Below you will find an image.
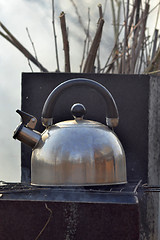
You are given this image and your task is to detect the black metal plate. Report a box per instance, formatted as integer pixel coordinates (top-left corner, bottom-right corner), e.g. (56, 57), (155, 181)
(0, 199), (139, 240)
(21, 73), (150, 183)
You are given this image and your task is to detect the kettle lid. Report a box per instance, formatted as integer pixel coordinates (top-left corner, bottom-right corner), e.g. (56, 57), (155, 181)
(56, 103), (106, 129)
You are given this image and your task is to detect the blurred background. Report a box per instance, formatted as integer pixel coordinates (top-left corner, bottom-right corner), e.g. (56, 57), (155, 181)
(0, 0), (159, 182)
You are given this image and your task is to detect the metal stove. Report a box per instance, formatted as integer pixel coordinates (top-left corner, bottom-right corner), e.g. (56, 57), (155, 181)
(0, 73), (157, 239)
(0, 181), (140, 240)
(0, 180), (141, 203)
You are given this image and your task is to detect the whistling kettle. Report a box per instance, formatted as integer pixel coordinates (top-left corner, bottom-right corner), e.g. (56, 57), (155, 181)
(13, 78), (127, 186)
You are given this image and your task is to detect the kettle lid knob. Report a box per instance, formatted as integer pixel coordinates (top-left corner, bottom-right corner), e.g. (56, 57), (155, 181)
(71, 103), (86, 119)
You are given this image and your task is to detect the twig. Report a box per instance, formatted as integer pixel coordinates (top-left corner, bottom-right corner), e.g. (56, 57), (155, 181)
(128, 0), (141, 73)
(26, 27), (41, 71)
(111, 0), (117, 42)
(0, 30), (14, 45)
(106, 50), (121, 73)
(103, 0), (108, 17)
(129, 26), (139, 73)
(126, 0), (138, 39)
(147, 69), (160, 74)
(80, 39), (87, 73)
(133, 3), (149, 71)
(144, 33), (151, 68)
(137, 43), (144, 73)
(107, 30), (124, 73)
(101, 24), (124, 73)
(83, 18), (104, 73)
(134, 0), (141, 35)
(70, 0), (89, 39)
(128, 2), (159, 41)
(59, 12), (71, 72)
(86, 8), (91, 56)
(97, 49), (101, 73)
(34, 203), (53, 240)
(98, 4), (103, 19)
(0, 22), (48, 72)
(80, 7), (91, 72)
(146, 28), (153, 60)
(27, 59), (34, 72)
(110, 0), (121, 72)
(26, 27), (38, 61)
(154, 0), (160, 30)
(52, 0), (60, 72)
(151, 29), (159, 59)
(149, 2), (160, 15)
(129, 3), (150, 73)
(122, 0), (129, 73)
(122, 0), (125, 19)
(97, 4), (103, 73)
(144, 46), (160, 73)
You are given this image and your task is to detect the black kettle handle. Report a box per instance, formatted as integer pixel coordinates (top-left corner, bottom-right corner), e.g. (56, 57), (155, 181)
(41, 78), (119, 128)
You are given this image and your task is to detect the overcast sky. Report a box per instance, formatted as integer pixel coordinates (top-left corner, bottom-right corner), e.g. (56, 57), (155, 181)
(0, 0), (159, 182)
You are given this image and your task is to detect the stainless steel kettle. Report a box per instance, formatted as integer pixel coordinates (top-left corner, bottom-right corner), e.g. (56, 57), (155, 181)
(13, 78), (127, 186)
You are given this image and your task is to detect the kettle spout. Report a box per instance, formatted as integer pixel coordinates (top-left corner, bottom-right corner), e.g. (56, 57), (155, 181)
(13, 125), (41, 148)
(13, 110), (41, 149)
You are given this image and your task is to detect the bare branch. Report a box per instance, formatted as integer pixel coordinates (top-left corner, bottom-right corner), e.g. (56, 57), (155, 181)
(52, 0), (60, 72)
(26, 27), (41, 71)
(80, 7), (91, 72)
(106, 51), (120, 73)
(26, 27), (38, 61)
(110, 0), (117, 42)
(103, 0), (108, 17)
(133, 3), (150, 72)
(86, 7), (91, 56)
(0, 22), (48, 72)
(144, 46), (160, 73)
(126, 0), (138, 39)
(122, 0), (129, 73)
(27, 59), (34, 72)
(59, 12), (71, 72)
(151, 29), (159, 60)
(154, 0), (160, 29)
(97, 4), (103, 72)
(83, 18), (104, 73)
(98, 4), (103, 19)
(70, 0), (90, 39)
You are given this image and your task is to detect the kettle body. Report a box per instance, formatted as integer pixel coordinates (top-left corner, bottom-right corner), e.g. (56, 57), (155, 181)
(31, 118), (126, 186)
(13, 78), (127, 186)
